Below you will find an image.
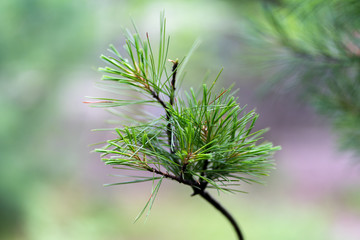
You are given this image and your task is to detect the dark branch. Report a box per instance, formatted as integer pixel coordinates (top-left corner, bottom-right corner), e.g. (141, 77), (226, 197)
(198, 191), (244, 240)
(148, 87), (174, 154)
(199, 160), (209, 191)
(180, 162), (188, 181)
(147, 166), (199, 189)
(169, 59), (178, 106)
(166, 59), (179, 154)
(150, 89), (167, 109)
(149, 60), (179, 154)
(145, 162), (244, 239)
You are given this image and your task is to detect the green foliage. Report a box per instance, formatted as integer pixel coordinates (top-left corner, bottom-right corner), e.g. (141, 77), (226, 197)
(243, 0), (360, 155)
(91, 13), (279, 220)
(0, 0), (95, 237)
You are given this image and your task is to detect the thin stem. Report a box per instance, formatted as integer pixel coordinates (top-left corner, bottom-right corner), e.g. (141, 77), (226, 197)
(166, 59), (179, 154)
(150, 89), (167, 109)
(169, 59), (178, 106)
(198, 191), (244, 240)
(149, 60), (179, 154)
(146, 166), (192, 186)
(146, 164), (244, 239)
(148, 85), (174, 154)
(199, 160), (209, 191)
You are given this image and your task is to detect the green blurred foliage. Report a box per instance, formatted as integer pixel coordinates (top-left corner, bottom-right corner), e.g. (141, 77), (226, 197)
(0, 0), (94, 237)
(238, 0), (360, 155)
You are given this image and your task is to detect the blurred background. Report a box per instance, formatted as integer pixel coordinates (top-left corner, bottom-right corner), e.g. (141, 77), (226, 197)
(1, 0), (360, 239)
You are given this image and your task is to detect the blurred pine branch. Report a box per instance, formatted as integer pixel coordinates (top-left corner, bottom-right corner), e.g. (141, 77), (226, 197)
(243, 0), (360, 155)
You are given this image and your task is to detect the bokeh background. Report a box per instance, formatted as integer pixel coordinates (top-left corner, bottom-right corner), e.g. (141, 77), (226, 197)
(1, 0), (360, 239)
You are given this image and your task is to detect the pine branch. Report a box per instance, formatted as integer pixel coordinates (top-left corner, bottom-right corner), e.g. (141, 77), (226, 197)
(90, 12), (280, 238)
(245, 1), (360, 155)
